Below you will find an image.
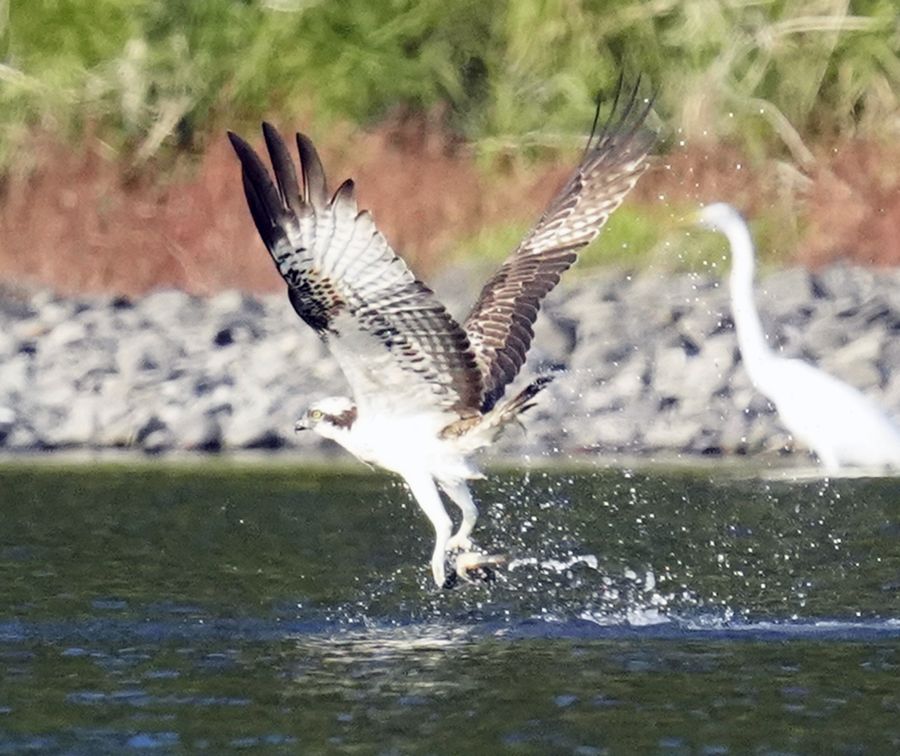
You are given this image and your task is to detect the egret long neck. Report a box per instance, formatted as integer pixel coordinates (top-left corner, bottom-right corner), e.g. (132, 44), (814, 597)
(725, 220), (774, 385)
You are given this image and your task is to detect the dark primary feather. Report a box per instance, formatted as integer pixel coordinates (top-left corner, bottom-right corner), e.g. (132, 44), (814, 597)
(295, 133), (329, 209)
(228, 125), (483, 416)
(262, 123), (302, 216)
(464, 79), (656, 411)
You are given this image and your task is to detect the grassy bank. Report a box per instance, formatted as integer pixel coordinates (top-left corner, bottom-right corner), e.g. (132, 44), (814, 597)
(5, 0), (899, 166)
(1, 1), (899, 293)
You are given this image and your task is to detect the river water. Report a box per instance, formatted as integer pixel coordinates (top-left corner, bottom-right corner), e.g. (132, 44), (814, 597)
(0, 460), (897, 753)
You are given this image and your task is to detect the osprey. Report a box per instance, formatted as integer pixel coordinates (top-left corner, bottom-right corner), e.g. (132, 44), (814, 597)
(228, 82), (654, 588)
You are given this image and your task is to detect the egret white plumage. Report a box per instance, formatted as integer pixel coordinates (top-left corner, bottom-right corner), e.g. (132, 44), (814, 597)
(697, 202), (900, 473)
(229, 82), (655, 587)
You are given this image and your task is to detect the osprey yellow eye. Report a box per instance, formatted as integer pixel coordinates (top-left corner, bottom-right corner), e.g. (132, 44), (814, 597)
(310, 410), (324, 421)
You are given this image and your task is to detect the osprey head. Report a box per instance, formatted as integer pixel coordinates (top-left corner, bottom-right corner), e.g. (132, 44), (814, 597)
(295, 396), (358, 438)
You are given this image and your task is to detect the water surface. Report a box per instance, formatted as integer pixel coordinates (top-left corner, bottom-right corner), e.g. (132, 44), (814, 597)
(0, 461), (898, 752)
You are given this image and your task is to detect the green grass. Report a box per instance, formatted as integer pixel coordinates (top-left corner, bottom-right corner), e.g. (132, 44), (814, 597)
(447, 204), (681, 275)
(450, 199), (805, 277)
(4, 0), (899, 169)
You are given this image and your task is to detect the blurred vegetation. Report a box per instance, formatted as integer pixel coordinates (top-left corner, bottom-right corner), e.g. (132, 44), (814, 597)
(2, 0), (898, 282)
(452, 203), (789, 279)
(3, 0), (899, 169)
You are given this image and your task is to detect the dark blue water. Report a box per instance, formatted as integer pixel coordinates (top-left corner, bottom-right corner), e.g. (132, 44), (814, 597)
(0, 461), (898, 753)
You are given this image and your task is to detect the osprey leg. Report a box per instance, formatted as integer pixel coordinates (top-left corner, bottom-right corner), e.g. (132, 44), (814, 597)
(403, 471), (453, 587)
(439, 478), (478, 551)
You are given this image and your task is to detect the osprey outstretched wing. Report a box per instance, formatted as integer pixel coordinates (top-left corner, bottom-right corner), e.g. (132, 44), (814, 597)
(230, 85), (654, 419)
(464, 79), (655, 411)
(229, 82), (655, 588)
(228, 125), (483, 419)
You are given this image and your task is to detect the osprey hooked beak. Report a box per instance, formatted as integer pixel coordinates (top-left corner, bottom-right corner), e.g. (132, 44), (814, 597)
(295, 407), (327, 432)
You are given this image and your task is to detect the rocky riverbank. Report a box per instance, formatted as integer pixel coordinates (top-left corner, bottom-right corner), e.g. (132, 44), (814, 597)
(1, 264), (898, 465)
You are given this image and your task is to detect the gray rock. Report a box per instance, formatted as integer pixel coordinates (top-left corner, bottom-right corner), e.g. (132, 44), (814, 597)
(135, 415), (175, 453)
(0, 405), (15, 444)
(42, 395), (101, 447)
(222, 397), (284, 449)
(43, 320), (87, 350)
(0, 353), (31, 396)
(881, 377), (900, 421)
(642, 411), (700, 450)
(171, 408), (223, 451)
(580, 409), (639, 451)
(4, 422), (39, 450)
(820, 329), (886, 391)
(116, 333), (183, 384)
(529, 312), (575, 368)
(757, 268), (814, 319)
(93, 410), (140, 448)
(651, 338), (731, 411)
(580, 355), (648, 413)
(801, 313), (853, 354)
(3, 261), (899, 460)
(0, 331), (16, 359)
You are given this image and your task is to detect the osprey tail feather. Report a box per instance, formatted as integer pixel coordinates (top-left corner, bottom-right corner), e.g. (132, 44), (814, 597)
(494, 374), (555, 426)
(441, 374), (554, 448)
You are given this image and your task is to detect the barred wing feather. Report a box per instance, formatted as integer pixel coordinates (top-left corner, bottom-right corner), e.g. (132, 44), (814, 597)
(228, 125), (483, 418)
(464, 81), (655, 411)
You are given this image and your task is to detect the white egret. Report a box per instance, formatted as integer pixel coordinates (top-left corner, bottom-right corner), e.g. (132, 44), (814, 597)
(698, 202), (900, 473)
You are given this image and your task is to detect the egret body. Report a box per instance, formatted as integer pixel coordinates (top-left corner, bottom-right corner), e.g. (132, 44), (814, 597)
(698, 202), (900, 472)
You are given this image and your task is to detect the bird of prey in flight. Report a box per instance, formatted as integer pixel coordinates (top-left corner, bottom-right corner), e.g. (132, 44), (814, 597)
(228, 80), (654, 588)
